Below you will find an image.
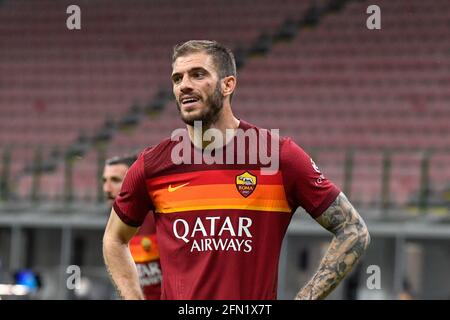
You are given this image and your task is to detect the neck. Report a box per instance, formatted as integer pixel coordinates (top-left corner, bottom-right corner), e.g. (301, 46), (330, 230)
(187, 102), (240, 149)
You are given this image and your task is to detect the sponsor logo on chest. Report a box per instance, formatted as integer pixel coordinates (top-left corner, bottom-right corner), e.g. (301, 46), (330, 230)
(173, 216), (253, 253)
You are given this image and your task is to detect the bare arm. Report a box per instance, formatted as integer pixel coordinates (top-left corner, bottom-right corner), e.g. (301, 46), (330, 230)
(295, 192), (370, 300)
(103, 208), (144, 300)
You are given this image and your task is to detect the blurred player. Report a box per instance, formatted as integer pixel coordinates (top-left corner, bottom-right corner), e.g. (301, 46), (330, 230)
(102, 155), (162, 300)
(103, 40), (370, 300)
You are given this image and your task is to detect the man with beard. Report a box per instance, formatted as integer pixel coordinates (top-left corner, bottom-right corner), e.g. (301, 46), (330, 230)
(103, 40), (370, 300)
(102, 155), (162, 299)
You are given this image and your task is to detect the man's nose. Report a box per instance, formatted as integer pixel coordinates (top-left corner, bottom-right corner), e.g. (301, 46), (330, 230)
(179, 76), (194, 93)
(103, 181), (112, 194)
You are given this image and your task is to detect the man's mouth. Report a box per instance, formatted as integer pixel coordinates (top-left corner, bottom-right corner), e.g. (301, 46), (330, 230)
(180, 96), (200, 108)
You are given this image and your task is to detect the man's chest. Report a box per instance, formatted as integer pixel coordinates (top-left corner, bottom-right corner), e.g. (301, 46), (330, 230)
(145, 169), (290, 214)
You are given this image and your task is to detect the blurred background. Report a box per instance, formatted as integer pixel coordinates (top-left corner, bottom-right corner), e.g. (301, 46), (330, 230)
(0, 0), (449, 300)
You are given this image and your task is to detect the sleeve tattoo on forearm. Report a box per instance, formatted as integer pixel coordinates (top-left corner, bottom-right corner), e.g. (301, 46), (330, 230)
(295, 192), (371, 300)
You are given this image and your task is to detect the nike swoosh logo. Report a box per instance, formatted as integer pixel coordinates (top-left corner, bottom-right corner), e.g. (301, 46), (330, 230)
(168, 182), (190, 192)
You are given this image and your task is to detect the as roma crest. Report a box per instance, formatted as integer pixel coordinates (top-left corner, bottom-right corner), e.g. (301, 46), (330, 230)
(236, 171), (257, 198)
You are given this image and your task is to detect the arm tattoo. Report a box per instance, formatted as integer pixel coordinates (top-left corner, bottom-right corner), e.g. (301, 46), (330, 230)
(295, 192), (370, 300)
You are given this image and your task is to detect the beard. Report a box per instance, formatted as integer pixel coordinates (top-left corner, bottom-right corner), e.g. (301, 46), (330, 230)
(105, 193), (115, 206)
(176, 82), (224, 127)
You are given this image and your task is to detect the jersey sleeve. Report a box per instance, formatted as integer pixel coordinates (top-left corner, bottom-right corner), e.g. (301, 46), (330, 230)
(281, 137), (340, 218)
(113, 152), (154, 227)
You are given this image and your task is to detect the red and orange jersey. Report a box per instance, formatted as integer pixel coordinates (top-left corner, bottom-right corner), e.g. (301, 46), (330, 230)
(129, 234), (159, 263)
(114, 119), (340, 299)
(129, 214), (162, 300)
(147, 169), (291, 214)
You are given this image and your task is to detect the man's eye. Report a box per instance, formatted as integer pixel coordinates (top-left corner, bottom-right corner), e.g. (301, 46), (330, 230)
(193, 72), (204, 78)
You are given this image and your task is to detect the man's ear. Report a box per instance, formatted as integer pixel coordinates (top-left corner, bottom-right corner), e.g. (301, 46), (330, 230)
(221, 75), (236, 98)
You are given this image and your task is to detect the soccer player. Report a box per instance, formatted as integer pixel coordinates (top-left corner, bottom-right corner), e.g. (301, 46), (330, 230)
(102, 155), (162, 300)
(102, 40), (370, 300)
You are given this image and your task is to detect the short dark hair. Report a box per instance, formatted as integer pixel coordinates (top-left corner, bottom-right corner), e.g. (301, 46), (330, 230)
(172, 40), (237, 79)
(105, 154), (137, 168)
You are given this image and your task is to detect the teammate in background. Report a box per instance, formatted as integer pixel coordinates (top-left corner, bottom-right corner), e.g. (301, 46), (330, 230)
(103, 40), (370, 300)
(102, 155), (162, 300)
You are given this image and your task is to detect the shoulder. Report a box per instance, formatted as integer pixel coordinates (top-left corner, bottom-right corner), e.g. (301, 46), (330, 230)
(138, 137), (180, 177)
(239, 119), (288, 143)
(278, 136), (312, 170)
(239, 119), (305, 154)
(140, 137), (176, 160)
(280, 136), (301, 150)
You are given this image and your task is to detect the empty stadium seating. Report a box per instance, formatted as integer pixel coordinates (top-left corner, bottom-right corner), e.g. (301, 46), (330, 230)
(1, 0), (449, 212)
